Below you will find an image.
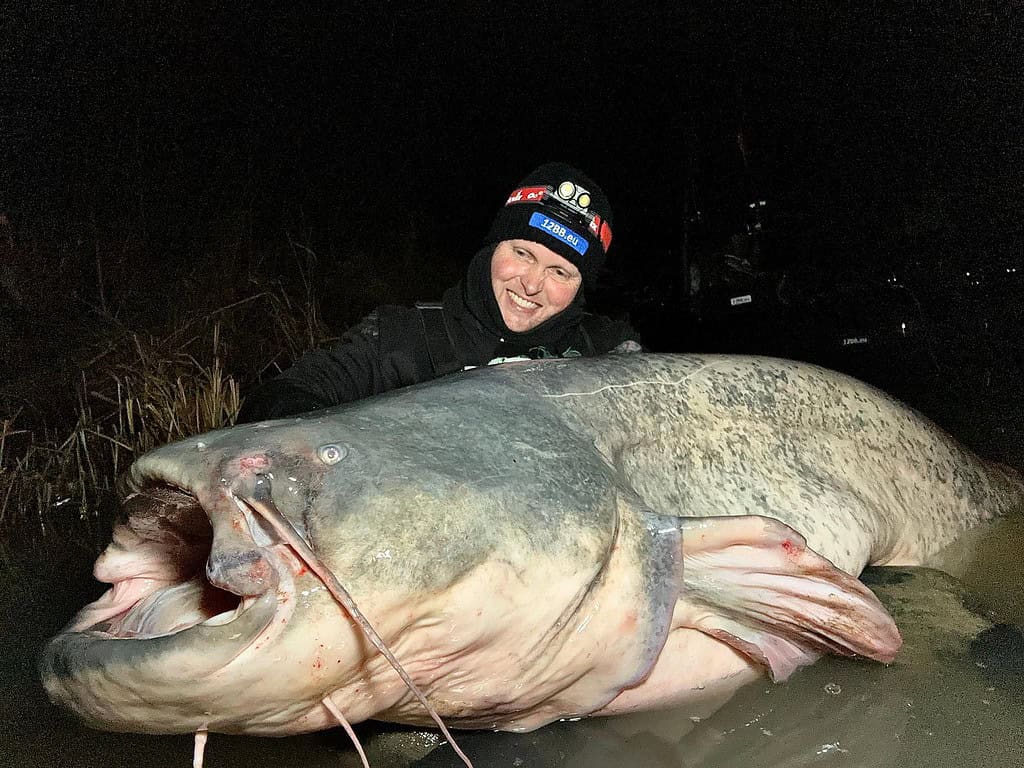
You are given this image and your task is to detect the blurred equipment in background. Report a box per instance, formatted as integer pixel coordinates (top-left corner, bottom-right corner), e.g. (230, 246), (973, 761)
(625, 115), (1022, 397)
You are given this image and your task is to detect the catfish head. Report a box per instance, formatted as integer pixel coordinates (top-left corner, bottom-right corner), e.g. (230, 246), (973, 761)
(39, 411), (480, 754)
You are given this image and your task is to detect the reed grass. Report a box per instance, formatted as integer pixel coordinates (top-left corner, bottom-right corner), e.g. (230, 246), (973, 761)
(0, 289), (331, 559)
(0, 209), (445, 562)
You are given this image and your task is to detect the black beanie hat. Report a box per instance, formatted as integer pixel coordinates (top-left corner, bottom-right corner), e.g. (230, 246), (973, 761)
(484, 162), (614, 281)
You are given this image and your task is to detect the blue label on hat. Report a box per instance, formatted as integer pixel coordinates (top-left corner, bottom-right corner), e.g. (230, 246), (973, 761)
(528, 212), (589, 256)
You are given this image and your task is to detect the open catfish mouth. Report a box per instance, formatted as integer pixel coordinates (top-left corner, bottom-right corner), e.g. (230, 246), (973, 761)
(37, 467), (308, 734)
(68, 477), (285, 640)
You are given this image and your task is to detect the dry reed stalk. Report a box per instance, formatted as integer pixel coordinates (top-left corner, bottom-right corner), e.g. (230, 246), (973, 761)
(1, 319), (249, 550)
(2, 280), (331, 552)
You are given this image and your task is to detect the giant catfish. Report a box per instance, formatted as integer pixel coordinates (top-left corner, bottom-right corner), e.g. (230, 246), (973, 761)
(40, 354), (1024, 764)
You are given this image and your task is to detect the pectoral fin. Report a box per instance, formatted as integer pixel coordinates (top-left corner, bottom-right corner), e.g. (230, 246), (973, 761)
(676, 515), (902, 681)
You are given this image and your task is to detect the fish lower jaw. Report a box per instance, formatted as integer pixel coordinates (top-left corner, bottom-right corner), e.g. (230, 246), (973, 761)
(95, 580), (237, 639)
(40, 575), (301, 732)
(75, 560), (290, 641)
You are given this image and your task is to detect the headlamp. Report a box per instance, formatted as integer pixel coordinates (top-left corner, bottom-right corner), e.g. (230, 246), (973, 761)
(556, 181), (591, 211)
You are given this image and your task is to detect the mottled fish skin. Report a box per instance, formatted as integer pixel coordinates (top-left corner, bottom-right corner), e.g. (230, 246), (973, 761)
(509, 354), (1022, 574)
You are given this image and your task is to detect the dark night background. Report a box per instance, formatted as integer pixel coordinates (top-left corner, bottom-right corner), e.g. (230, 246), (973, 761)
(2, 7), (1024, 767)
(2, 2), (1023, 425)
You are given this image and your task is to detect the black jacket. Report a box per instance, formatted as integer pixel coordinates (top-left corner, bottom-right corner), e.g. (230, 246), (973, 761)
(237, 246), (641, 422)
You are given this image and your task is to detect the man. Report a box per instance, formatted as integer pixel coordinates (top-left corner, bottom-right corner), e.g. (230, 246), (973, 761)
(237, 162), (642, 423)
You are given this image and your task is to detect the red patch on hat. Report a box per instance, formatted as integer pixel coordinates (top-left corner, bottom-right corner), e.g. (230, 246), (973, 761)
(599, 220), (613, 252)
(505, 186), (547, 205)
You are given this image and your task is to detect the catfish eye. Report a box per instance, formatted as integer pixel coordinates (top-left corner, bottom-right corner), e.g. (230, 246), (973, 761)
(317, 444), (348, 465)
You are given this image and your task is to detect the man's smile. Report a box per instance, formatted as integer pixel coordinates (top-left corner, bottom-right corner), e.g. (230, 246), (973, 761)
(506, 289), (541, 310)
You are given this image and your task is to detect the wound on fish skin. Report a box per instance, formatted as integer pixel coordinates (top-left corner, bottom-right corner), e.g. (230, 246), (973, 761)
(239, 455), (271, 471)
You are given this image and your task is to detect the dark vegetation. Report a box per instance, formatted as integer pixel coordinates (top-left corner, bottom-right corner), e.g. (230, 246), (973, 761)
(0, 206), (466, 565)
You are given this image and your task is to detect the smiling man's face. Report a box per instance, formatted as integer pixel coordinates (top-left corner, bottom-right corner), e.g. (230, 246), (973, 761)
(490, 239), (582, 333)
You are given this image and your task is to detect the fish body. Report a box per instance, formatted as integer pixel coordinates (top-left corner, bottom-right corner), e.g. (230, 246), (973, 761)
(40, 355), (1023, 738)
